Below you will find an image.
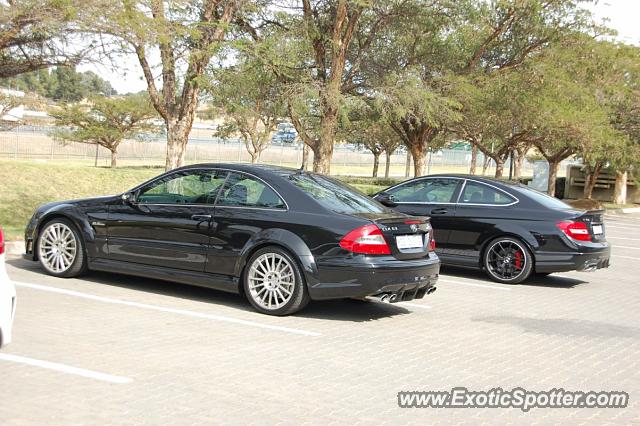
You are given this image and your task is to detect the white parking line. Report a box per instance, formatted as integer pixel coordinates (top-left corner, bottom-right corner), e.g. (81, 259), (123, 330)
(439, 278), (512, 291)
(400, 302), (432, 309)
(612, 245), (640, 250)
(606, 236), (640, 241)
(15, 282), (320, 337)
(0, 353), (132, 384)
(604, 224), (640, 229)
(612, 255), (640, 260)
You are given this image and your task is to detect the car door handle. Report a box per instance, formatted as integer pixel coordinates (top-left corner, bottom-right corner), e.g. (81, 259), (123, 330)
(191, 214), (212, 221)
(430, 208), (448, 215)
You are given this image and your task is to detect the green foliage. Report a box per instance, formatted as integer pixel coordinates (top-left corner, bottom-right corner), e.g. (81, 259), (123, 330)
(204, 54), (286, 162)
(0, 0), (98, 78)
(49, 93), (158, 166)
(1, 67), (116, 101)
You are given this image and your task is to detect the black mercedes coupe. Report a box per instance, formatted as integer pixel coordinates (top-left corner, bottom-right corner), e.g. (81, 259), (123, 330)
(374, 175), (610, 284)
(23, 164), (439, 315)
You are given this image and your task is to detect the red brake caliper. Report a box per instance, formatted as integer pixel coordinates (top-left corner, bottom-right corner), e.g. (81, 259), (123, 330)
(515, 251), (522, 269)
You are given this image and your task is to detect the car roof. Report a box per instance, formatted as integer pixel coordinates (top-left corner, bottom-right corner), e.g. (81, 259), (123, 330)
(412, 174), (523, 187)
(175, 163), (300, 179)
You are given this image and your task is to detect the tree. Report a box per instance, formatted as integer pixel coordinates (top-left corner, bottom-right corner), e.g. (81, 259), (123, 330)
(598, 43), (640, 203)
(206, 57), (284, 163)
(525, 37), (627, 196)
(0, 0), (95, 78)
(455, 74), (531, 179)
(1, 67), (116, 100)
(264, 1), (411, 174)
(50, 94), (158, 167)
(375, 70), (462, 177)
(93, 0), (250, 170)
(0, 92), (20, 130)
(364, 0), (596, 177)
(341, 97), (402, 177)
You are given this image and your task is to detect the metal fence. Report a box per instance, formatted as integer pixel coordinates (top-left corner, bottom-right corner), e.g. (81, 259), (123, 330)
(0, 125), (569, 177)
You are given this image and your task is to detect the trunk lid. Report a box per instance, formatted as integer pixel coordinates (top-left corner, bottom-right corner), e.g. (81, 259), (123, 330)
(577, 209), (606, 242)
(351, 212), (433, 260)
(562, 209), (606, 242)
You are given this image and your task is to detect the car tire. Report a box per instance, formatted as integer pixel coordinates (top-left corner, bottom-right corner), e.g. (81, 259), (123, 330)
(243, 246), (309, 316)
(37, 218), (87, 278)
(483, 237), (533, 284)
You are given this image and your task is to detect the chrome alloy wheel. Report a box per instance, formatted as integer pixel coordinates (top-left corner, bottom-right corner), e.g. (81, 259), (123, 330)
(247, 252), (295, 310)
(39, 222), (78, 274)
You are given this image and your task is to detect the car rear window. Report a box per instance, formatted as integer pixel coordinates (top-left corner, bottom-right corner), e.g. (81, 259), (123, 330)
(514, 185), (573, 209)
(289, 173), (386, 214)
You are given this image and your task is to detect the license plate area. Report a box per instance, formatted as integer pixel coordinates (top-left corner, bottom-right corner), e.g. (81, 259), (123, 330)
(592, 224), (603, 235)
(396, 234), (424, 250)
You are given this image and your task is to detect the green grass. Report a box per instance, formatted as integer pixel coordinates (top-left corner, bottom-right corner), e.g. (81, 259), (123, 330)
(0, 160), (390, 240)
(5, 160), (627, 241)
(0, 160), (162, 240)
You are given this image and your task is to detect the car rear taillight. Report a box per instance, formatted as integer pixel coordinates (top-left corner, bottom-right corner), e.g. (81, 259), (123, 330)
(557, 221), (591, 242)
(429, 230), (436, 251)
(340, 224), (391, 255)
(0, 227), (4, 255)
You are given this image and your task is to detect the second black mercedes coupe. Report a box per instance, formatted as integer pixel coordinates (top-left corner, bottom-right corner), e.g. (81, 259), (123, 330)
(24, 164), (439, 315)
(374, 175), (610, 284)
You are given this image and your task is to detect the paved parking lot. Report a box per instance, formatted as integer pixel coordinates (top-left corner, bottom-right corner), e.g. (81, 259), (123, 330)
(2, 214), (640, 424)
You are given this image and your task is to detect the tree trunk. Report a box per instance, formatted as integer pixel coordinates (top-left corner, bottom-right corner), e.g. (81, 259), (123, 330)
(165, 119), (191, 170)
(301, 143), (310, 170)
(583, 163), (602, 199)
(614, 171), (628, 205)
(469, 144), (478, 175)
(110, 150), (118, 168)
(482, 156), (491, 175)
(405, 150), (411, 177)
(409, 143), (428, 177)
(372, 152), (380, 177)
(547, 160), (561, 197)
(513, 149), (524, 180)
(494, 159), (505, 179)
(312, 142), (333, 175)
(384, 151), (391, 178)
(250, 152), (258, 163)
(314, 89), (339, 175)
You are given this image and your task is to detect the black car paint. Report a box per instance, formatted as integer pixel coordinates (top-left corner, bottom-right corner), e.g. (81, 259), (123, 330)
(375, 175), (611, 274)
(24, 164), (440, 301)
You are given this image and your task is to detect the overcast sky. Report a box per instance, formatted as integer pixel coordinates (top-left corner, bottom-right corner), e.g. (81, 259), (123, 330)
(78, 0), (640, 95)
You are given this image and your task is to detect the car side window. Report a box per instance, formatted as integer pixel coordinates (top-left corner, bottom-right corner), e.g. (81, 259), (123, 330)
(216, 172), (286, 209)
(387, 178), (460, 203)
(137, 169), (228, 205)
(460, 181), (515, 205)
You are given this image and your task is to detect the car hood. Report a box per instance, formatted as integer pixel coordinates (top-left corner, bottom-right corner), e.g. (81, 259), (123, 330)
(36, 195), (121, 213)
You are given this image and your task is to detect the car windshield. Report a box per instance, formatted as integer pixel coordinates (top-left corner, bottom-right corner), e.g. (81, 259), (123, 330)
(514, 184), (573, 209)
(289, 173), (386, 214)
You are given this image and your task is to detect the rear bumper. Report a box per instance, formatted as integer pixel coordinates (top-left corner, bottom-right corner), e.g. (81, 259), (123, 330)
(308, 253), (440, 301)
(535, 246), (611, 273)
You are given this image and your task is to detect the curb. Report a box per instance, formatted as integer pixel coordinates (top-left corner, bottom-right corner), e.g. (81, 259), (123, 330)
(5, 241), (25, 256)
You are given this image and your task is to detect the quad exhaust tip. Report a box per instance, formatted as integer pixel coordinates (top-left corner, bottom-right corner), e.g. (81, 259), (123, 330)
(427, 286), (437, 295)
(377, 293), (397, 303)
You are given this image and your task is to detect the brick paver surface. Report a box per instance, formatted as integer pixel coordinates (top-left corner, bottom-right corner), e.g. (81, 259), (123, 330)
(1, 214), (639, 424)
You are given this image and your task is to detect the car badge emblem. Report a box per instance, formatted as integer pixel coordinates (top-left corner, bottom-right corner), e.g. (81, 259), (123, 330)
(410, 224), (418, 232)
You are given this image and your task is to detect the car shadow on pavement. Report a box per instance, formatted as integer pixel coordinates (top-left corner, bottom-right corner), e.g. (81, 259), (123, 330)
(299, 299), (412, 322)
(473, 315), (640, 339)
(7, 257), (410, 321)
(440, 265), (588, 289)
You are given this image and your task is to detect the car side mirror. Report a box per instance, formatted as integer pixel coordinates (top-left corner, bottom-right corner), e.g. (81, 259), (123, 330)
(375, 192), (398, 207)
(121, 192), (136, 204)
